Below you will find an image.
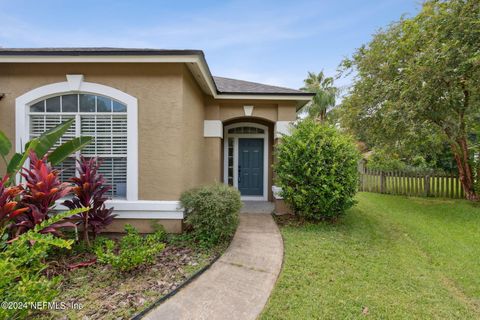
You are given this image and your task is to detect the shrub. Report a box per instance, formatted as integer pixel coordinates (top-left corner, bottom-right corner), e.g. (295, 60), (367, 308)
(14, 152), (73, 236)
(180, 183), (241, 248)
(0, 209), (85, 320)
(274, 119), (360, 220)
(63, 157), (116, 246)
(95, 224), (165, 272)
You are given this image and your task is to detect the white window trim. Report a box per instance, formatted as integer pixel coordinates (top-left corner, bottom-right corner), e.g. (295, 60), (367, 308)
(223, 122), (269, 201)
(54, 200), (184, 219)
(15, 78), (139, 201)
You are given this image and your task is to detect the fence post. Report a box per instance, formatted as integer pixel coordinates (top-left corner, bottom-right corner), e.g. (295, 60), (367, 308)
(424, 174), (430, 197)
(359, 169), (364, 191)
(380, 172), (386, 193)
(450, 172), (454, 198)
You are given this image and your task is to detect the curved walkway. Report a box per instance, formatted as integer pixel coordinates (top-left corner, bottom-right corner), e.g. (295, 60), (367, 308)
(144, 211), (283, 320)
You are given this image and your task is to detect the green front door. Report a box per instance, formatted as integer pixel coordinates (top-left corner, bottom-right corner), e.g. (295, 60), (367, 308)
(238, 138), (264, 196)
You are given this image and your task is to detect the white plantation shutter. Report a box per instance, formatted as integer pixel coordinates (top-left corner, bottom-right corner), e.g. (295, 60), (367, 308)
(28, 94), (128, 198)
(30, 114), (76, 144)
(56, 157), (77, 182)
(80, 114), (128, 197)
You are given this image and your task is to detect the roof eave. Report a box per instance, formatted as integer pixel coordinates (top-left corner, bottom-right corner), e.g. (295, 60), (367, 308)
(216, 91), (314, 97)
(0, 51), (314, 106)
(0, 49), (205, 56)
(214, 93), (313, 110)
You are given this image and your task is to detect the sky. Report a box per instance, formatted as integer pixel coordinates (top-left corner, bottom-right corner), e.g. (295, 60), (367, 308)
(0, 0), (421, 90)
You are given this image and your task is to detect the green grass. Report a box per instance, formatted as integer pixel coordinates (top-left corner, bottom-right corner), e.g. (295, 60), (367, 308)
(261, 193), (480, 319)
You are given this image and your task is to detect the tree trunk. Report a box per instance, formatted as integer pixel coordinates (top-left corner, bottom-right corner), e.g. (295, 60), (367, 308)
(315, 112), (326, 123)
(450, 139), (478, 201)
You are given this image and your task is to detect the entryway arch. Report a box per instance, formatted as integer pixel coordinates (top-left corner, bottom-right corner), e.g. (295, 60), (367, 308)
(223, 122), (269, 201)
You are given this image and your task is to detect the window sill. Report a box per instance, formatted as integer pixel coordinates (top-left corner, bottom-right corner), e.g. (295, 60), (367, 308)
(54, 199), (184, 219)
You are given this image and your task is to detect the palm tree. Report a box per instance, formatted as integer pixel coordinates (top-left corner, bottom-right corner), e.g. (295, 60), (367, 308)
(301, 71), (338, 122)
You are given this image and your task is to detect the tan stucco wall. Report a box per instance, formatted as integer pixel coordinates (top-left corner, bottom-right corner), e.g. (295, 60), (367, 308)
(203, 138), (222, 182)
(181, 66), (207, 189)
(203, 98), (296, 123)
(220, 103), (277, 122)
(181, 66), (224, 185)
(0, 63), (298, 203)
(278, 104), (297, 121)
(0, 63), (188, 200)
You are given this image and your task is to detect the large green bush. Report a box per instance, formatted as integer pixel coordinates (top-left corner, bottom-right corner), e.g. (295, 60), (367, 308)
(275, 119), (360, 220)
(180, 184), (241, 248)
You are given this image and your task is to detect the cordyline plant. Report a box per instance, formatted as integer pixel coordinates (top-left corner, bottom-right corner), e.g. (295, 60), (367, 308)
(14, 152), (75, 236)
(63, 157), (116, 246)
(0, 175), (28, 247)
(0, 119), (92, 186)
(0, 175), (28, 230)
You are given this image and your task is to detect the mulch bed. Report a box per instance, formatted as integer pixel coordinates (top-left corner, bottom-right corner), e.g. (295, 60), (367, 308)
(32, 245), (217, 320)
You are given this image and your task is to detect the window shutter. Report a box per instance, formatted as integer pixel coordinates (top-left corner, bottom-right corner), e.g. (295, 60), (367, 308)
(81, 114), (128, 198)
(28, 94), (128, 199)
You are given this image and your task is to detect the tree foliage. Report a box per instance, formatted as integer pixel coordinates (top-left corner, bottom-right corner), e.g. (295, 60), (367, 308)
(301, 71), (338, 122)
(339, 0), (480, 200)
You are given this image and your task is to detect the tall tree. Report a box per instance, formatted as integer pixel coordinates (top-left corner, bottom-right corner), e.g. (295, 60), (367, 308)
(339, 0), (480, 200)
(301, 71), (338, 122)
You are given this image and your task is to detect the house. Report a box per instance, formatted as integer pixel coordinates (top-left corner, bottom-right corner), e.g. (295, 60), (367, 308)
(0, 48), (313, 232)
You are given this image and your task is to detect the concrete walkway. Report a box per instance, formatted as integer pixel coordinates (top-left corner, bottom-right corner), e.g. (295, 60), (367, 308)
(240, 201), (274, 214)
(144, 211), (283, 320)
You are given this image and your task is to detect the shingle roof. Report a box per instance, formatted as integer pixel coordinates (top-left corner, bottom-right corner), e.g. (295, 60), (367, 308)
(213, 76), (308, 95)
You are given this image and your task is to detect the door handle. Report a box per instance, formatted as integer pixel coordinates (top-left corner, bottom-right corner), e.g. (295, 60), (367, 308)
(238, 165), (241, 183)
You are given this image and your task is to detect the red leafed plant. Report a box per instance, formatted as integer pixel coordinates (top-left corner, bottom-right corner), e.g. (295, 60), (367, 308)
(0, 175), (28, 231)
(63, 157), (116, 246)
(14, 151), (74, 236)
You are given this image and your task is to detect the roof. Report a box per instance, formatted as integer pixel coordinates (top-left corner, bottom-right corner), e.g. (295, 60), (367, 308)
(0, 47), (204, 56)
(213, 76), (307, 95)
(0, 47), (313, 103)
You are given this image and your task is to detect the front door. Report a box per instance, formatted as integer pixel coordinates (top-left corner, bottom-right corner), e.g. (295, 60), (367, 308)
(238, 138), (264, 196)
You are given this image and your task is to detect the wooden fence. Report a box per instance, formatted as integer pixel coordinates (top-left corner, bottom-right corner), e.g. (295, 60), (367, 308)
(358, 168), (465, 198)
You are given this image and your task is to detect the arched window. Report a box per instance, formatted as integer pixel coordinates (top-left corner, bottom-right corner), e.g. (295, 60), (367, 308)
(227, 127), (264, 134)
(28, 93), (128, 198)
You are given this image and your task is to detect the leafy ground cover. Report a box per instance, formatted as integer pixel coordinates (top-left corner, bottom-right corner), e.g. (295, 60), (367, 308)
(32, 238), (226, 319)
(261, 192), (480, 319)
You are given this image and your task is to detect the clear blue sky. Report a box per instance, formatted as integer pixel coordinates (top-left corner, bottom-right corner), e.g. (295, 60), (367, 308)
(0, 0), (421, 90)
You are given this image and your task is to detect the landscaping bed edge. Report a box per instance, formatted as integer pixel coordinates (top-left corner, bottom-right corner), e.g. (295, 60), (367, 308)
(130, 253), (222, 319)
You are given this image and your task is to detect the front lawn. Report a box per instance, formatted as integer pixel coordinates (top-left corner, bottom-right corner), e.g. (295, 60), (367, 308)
(261, 193), (480, 319)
